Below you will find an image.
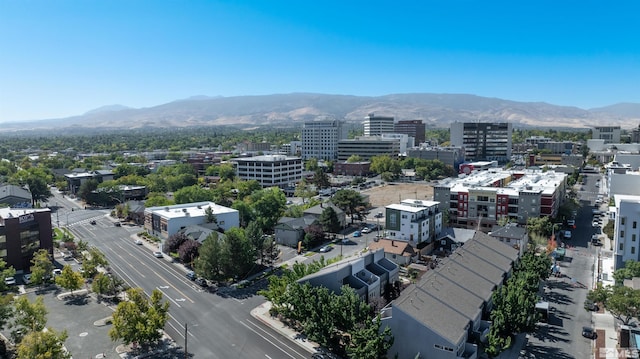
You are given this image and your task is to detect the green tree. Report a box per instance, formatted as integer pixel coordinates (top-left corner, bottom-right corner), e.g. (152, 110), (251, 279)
(606, 286), (640, 325)
(144, 193), (173, 207)
(194, 232), (227, 281)
(0, 294), (14, 332)
(313, 168), (331, 189)
(77, 179), (99, 202)
(346, 316), (394, 359)
(526, 216), (552, 237)
(346, 154), (363, 163)
(91, 273), (124, 300)
(249, 187), (286, 233)
(332, 189), (366, 224)
(55, 265), (85, 295)
(293, 179), (316, 204)
(246, 221), (265, 265)
(225, 227), (256, 279)
(29, 249), (54, 286)
(218, 163), (236, 181)
(613, 260), (640, 284)
(26, 173), (52, 207)
(587, 282), (611, 304)
(319, 206), (341, 234)
(173, 185), (213, 204)
(109, 288), (170, 347)
(11, 295), (48, 343)
(205, 206), (218, 224)
(16, 327), (70, 359)
(0, 259), (16, 292)
(81, 247), (108, 279)
(305, 158), (319, 172)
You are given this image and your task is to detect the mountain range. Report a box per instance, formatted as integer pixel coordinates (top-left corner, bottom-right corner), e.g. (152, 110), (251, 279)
(3, 93), (640, 132)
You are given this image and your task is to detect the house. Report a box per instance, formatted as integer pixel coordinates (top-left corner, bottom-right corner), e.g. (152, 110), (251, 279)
(177, 222), (224, 243)
(298, 249), (399, 304)
(0, 185), (32, 208)
(489, 223), (529, 256)
(381, 232), (519, 359)
(303, 203), (346, 229)
(274, 216), (317, 247)
(124, 200), (145, 225)
(368, 239), (415, 266)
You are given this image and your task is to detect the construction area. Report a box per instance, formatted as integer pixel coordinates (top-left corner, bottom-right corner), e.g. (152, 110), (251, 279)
(363, 182), (435, 208)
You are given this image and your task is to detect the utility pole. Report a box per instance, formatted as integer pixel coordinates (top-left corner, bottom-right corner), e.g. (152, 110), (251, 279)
(184, 322), (188, 359)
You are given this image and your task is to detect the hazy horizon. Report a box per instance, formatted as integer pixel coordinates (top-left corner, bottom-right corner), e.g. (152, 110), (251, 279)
(1, 0), (639, 122)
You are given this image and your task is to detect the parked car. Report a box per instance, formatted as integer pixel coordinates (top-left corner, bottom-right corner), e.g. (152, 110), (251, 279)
(361, 227), (371, 234)
(4, 277), (16, 286)
(186, 271), (196, 281)
(582, 326), (597, 339)
(63, 252), (74, 261)
(567, 219), (576, 227)
(134, 239), (143, 245)
(114, 222), (122, 227)
(195, 277), (208, 287)
(319, 245), (332, 253)
(52, 268), (62, 277)
(153, 251), (163, 258)
(22, 274), (31, 285)
(584, 300), (599, 312)
(353, 231), (362, 238)
(563, 230), (572, 239)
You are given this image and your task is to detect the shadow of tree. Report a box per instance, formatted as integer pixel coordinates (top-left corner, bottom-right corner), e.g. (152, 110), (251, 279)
(64, 294), (90, 306)
(524, 343), (575, 359)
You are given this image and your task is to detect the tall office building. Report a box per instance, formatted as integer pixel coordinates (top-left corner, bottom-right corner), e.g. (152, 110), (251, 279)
(450, 122), (512, 163)
(363, 113), (395, 137)
(593, 126), (621, 143)
(301, 118), (346, 161)
(394, 120), (425, 145)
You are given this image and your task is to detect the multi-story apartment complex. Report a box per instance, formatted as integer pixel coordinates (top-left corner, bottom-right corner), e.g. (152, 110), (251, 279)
(593, 126), (621, 143)
(234, 155), (303, 189)
(433, 169), (567, 231)
(385, 199), (443, 244)
(450, 122), (512, 163)
(613, 195), (640, 270)
(337, 136), (400, 161)
(363, 113), (394, 137)
(301, 118), (346, 161)
(394, 120), (426, 145)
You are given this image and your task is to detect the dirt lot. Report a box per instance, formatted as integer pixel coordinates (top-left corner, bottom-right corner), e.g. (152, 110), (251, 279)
(363, 182), (434, 208)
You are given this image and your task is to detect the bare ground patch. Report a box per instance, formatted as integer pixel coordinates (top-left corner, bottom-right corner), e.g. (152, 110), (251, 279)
(364, 183), (434, 208)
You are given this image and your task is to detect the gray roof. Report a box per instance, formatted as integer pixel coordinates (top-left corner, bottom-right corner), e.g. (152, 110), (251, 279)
(303, 203), (344, 216)
(490, 223), (528, 239)
(179, 223), (223, 243)
(438, 227), (476, 243)
(0, 185), (31, 201)
(393, 231), (518, 345)
(276, 216), (317, 230)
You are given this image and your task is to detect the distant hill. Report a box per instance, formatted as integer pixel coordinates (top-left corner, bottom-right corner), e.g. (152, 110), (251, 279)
(2, 93), (639, 132)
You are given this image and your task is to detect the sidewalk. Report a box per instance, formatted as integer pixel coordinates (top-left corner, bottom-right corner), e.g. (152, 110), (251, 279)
(250, 301), (320, 355)
(593, 309), (618, 359)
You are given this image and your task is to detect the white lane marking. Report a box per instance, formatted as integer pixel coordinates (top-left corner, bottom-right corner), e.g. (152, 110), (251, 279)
(240, 320), (300, 359)
(175, 298), (186, 302)
(265, 355), (272, 359)
(155, 287), (181, 308)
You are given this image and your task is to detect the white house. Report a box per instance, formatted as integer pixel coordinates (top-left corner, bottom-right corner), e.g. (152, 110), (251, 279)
(385, 199), (443, 244)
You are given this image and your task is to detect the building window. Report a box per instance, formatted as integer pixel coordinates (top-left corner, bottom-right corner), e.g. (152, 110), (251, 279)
(633, 247), (636, 255)
(633, 234), (637, 242)
(621, 231), (625, 238)
(620, 243), (624, 251)
(634, 221), (637, 229)
(622, 217), (626, 225)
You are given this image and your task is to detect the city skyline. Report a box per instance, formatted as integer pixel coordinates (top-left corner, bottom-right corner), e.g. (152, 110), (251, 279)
(1, 0), (639, 123)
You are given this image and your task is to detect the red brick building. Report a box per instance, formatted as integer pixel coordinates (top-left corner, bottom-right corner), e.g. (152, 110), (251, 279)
(0, 208), (53, 271)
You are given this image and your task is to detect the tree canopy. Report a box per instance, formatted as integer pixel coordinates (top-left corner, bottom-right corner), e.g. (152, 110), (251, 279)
(109, 288), (170, 347)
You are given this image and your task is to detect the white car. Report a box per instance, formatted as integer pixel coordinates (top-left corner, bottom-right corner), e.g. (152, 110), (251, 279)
(134, 239), (143, 245)
(4, 277), (16, 286)
(563, 230), (572, 239)
(153, 251), (164, 258)
(52, 268), (62, 277)
(361, 227), (371, 234)
(319, 245), (332, 253)
(22, 274), (31, 285)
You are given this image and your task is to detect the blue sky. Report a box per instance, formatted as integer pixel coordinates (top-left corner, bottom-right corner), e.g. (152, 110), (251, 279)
(1, 0), (639, 122)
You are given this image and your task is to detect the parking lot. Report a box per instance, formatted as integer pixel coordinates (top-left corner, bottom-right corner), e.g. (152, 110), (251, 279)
(2, 287), (119, 358)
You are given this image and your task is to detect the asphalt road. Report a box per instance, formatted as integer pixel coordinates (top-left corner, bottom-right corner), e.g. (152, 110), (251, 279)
(45, 190), (313, 358)
(522, 172), (603, 359)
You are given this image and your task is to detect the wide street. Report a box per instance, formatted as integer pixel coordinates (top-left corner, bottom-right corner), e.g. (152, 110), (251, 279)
(48, 190), (315, 359)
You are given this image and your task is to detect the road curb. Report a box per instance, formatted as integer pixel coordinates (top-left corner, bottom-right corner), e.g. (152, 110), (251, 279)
(250, 301), (318, 354)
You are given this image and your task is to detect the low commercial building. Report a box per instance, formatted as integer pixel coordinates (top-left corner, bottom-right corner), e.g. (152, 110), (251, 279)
(0, 185), (32, 208)
(0, 208), (53, 271)
(144, 201), (239, 242)
(406, 146), (465, 171)
(64, 170), (114, 194)
(337, 137), (400, 161)
(333, 161), (371, 176)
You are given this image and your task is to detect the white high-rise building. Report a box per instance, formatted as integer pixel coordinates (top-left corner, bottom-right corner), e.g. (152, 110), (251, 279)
(614, 194), (640, 270)
(363, 113), (394, 137)
(301, 118), (346, 161)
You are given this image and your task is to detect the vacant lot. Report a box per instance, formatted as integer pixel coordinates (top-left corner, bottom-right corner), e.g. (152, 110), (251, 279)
(364, 182), (434, 208)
